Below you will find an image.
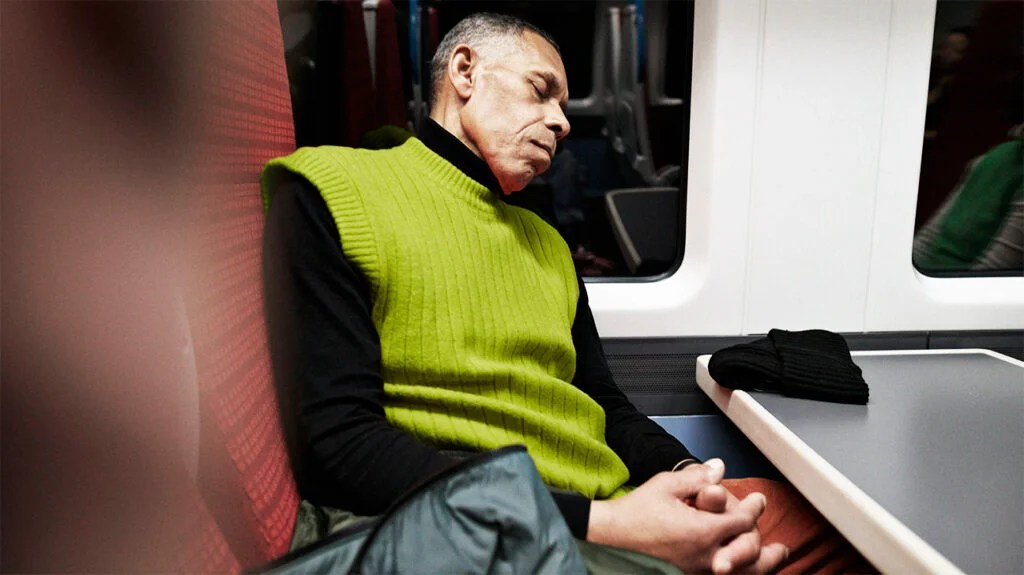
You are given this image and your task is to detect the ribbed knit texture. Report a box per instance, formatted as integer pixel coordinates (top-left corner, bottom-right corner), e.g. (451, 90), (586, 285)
(768, 329), (868, 404)
(262, 138), (631, 499)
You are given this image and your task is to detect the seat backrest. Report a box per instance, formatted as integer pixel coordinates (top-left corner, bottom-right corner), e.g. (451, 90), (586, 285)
(185, 0), (300, 568)
(374, 0), (408, 128)
(2, 2), (298, 572)
(605, 186), (680, 274)
(613, 3), (657, 184)
(179, 488), (244, 574)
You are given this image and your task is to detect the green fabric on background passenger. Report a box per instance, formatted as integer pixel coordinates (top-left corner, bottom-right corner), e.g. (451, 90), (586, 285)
(916, 140), (1023, 270)
(358, 124), (413, 150)
(262, 138), (631, 500)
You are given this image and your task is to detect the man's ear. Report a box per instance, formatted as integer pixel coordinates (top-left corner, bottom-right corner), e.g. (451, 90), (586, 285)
(448, 44), (475, 100)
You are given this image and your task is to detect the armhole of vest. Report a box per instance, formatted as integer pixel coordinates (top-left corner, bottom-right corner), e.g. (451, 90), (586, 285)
(514, 206), (579, 327)
(271, 149), (385, 302)
(569, 274), (579, 328)
(324, 154), (385, 306)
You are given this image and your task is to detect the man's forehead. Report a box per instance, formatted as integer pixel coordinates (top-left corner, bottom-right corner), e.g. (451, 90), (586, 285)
(520, 32), (564, 70)
(518, 32), (568, 94)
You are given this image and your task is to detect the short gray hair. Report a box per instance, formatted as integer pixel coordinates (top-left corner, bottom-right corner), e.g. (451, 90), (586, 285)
(429, 13), (560, 105)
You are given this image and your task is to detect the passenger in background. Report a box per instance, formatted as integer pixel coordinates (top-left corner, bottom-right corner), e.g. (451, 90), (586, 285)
(545, 147), (618, 276)
(914, 127), (1023, 273)
(263, 13), (869, 574)
(916, 2), (1022, 231)
(924, 26), (971, 141)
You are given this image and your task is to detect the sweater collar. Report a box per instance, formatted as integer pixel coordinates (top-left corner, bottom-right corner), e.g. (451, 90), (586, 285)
(418, 118), (502, 195)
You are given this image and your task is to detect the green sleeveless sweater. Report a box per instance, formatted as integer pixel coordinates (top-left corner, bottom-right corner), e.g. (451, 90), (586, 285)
(262, 138), (630, 499)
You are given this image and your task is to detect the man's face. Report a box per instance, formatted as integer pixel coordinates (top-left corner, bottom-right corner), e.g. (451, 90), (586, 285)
(459, 31), (571, 194)
(938, 32), (968, 67)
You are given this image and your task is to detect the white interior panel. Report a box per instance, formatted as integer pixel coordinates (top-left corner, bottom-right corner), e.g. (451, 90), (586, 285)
(743, 1), (892, 334)
(591, 0), (1022, 339)
(588, 0), (764, 338)
(865, 0), (1024, 331)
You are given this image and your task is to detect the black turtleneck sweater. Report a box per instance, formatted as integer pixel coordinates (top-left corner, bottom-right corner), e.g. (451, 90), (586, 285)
(262, 119), (696, 539)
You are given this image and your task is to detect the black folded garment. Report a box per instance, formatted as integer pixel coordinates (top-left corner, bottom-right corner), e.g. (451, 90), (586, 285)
(708, 329), (869, 404)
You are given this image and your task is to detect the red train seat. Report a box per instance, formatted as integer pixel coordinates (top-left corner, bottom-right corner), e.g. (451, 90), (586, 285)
(184, 0), (300, 569)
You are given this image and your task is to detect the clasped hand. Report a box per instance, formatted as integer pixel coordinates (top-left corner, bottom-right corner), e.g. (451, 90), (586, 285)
(588, 460), (788, 574)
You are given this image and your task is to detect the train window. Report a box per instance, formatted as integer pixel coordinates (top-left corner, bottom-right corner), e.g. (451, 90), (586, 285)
(278, 0), (694, 280)
(912, 0), (1023, 277)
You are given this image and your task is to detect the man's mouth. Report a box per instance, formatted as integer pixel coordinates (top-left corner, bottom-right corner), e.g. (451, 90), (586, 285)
(532, 140), (553, 158)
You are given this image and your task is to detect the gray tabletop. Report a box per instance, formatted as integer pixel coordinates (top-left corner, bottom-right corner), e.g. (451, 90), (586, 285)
(745, 352), (1023, 574)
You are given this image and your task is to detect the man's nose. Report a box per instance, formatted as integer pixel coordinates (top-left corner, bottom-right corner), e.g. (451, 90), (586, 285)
(546, 105), (571, 140)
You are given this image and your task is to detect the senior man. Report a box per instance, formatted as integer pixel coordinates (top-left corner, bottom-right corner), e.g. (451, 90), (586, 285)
(263, 12), (867, 574)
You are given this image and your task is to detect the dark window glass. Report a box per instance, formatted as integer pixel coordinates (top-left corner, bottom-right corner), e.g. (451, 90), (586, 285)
(913, 0), (1023, 277)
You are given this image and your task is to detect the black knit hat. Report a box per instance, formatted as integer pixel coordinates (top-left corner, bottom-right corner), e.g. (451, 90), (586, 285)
(708, 329), (869, 404)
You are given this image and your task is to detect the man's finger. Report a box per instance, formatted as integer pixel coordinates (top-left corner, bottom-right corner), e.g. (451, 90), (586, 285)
(704, 458), (725, 476)
(732, 492), (768, 524)
(694, 484), (729, 513)
(667, 459), (727, 497)
(751, 543), (789, 574)
(712, 529), (762, 575)
(704, 492), (766, 542)
(679, 459), (725, 484)
(671, 454), (729, 484)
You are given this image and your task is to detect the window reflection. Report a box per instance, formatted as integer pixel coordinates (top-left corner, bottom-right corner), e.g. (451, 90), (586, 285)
(914, 1), (1023, 276)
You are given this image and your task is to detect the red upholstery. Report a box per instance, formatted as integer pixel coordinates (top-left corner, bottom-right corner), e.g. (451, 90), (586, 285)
(375, 0), (408, 128)
(185, 0), (299, 569)
(179, 491), (243, 574)
(329, 0), (378, 145)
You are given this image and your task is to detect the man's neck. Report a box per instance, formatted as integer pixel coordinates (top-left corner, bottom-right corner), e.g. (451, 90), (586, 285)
(418, 118), (501, 194)
(428, 107), (479, 157)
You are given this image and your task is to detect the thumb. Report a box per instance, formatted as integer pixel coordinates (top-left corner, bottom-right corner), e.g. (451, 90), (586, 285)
(703, 458), (726, 481)
(665, 458), (726, 499)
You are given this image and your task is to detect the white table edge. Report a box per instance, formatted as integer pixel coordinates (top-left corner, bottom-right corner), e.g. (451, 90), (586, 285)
(695, 354), (965, 575)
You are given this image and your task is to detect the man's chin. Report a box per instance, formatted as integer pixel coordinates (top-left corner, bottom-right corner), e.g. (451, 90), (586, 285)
(495, 160), (550, 194)
(496, 172), (531, 195)
(500, 183), (523, 196)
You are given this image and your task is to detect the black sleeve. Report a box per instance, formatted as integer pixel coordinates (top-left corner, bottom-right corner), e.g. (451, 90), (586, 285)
(571, 276), (699, 486)
(262, 177), (591, 538)
(264, 178), (457, 515)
